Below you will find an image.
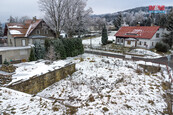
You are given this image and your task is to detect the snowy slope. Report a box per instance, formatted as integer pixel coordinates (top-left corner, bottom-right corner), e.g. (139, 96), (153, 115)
(37, 54), (168, 114)
(0, 87), (66, 114)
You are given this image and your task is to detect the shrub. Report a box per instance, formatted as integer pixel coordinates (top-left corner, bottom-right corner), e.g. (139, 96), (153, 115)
(155, 42), (169, 52)
(29, 48), (36, 61)
(3, 59), (9, 65)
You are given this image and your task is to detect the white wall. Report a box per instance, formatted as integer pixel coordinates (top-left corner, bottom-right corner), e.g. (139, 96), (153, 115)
(125, 41), (136, 47)
(137, 28), (169, 49)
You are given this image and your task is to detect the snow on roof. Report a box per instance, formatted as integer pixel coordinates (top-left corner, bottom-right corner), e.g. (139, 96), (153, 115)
(6, 19), (42, 38)
(115, 26), (160, 39)
(10, 30), (23, 35)
(8, 25), (22, 28)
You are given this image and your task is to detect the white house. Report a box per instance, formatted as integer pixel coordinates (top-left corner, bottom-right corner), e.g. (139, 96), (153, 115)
(115, 26), (168, 49)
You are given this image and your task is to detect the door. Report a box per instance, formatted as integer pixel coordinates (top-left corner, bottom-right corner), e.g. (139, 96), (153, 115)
(22, 40), (26, 46)
(0, 55), (2, 64)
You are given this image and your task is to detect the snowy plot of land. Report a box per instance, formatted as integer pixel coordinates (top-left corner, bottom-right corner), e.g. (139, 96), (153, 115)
(10, 30), (23, 35)
(8, 60), (69, 85)
(129, 49), (162, 59)
(36, 54), (168, 114)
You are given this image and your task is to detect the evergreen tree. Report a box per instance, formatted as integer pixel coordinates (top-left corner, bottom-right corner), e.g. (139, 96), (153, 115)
(101, 25), (108, 45)
(34, 42), (45, 60)
(44, 39), (50, 52)
(163, 8), (173, 48)
(0, 22), (3, 37)
(113, 13), (123, 30)
(29, 48), (36, 61)
(53, 39), (66, 59)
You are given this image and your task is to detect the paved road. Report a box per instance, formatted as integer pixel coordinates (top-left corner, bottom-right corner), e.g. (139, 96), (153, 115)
(85, 50), (173, 69)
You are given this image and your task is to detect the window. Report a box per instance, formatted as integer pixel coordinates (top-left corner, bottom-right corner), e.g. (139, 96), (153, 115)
(127, 41), (131, 45)
(152, 42), (154, 46)
(44, 30), (48, 34)
(121, 39), (124, 43)
(22, 40), (26, 46)
(139, 41), (142, 45)
(144, 42), (147, 46)
(117, 38), (119, 43)
(156, 33), (160, 38)
(36, 29), (40, 34)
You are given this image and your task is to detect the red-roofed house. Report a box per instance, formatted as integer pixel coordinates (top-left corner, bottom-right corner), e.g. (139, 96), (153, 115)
(4, 17), (55, 47)
(115, 26), (168, 49)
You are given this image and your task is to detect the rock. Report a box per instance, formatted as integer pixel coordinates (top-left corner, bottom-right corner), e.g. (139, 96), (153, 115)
(0, 65), (17, 73)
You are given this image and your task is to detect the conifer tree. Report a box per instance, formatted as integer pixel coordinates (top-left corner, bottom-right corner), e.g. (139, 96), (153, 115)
(101, 25), (108, 45)
(113, 13), (123, 30)
(0, 22), (3, 37)
(44, 39), (50, 52)
(163, 8), (173, 48)
(29, 48), (36, 61)
(53, 39), (66, 59)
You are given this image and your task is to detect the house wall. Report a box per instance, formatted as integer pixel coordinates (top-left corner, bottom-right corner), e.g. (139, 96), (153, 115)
(116, 38), (124, 45)
(29, 21), (55, 38)
(15, 38), (29, 47)
(137, 28), (168, 49)
(7, 31), (15, 47)
(125, 41), (136, 47)
(0, 48), (31, 63)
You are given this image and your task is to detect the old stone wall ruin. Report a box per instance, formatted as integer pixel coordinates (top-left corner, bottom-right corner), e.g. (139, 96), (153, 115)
(7, 63), (76, 94)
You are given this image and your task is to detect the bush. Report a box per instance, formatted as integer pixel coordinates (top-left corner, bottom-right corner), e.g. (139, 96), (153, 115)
(3, 59), (9, 65)
(29, 48), (36, 61)
(53, 39), (66, 59)
(62, 38), (84, 57)
(155, 42), (169, 52)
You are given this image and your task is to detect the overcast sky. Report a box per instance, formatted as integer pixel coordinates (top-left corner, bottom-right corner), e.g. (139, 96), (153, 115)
(0, 0), (173, 23)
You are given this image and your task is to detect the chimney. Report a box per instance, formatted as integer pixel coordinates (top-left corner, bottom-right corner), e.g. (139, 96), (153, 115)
(136, 22), (140, 26)
(151, 23), (154, 26)
(33, 16), (37, 22)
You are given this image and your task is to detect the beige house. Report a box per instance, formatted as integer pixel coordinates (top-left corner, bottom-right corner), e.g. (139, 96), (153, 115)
(4, 17), (55, 47)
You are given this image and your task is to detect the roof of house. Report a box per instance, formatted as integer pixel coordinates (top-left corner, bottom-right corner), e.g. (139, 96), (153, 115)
(5, 19), (43, 38)
(115, 26), (160, 39)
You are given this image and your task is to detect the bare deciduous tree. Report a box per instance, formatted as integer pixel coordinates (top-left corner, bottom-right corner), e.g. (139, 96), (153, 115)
(38, 0), (92, 38)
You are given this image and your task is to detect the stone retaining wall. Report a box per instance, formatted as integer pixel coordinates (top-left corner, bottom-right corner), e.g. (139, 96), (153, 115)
(7, 63), (76, 94)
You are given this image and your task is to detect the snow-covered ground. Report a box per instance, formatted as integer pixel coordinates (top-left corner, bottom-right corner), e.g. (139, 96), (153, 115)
(129, 49), (162, 59)
(36, 54), (168, 114)
(1, 54), (170, 114)
(8, 60), (69, 85)
(82, 31), (116, 48)
(0, 87), (66, 114)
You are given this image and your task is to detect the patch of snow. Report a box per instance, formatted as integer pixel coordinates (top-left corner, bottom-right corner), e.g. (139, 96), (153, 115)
(8, 26), (22, 28)
(10, 30), (23, 35)
(129, 49), (162, 58)
(8, 60), (70, 85)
